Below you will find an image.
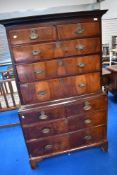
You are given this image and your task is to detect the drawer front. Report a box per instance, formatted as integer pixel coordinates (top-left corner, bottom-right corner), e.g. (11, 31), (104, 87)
(68, 110), (106, 131)
(27, 125), (106, 157)
(66, 94), (107, 116)
(23, 118), (68, 140)
(75, 72), (100, 96)
(57, 21), (100, 39)
(70, 125), (106, 149)
(16, 54), (100, 83)
(8, 25), (57, 45)
(20, 106), (65, 124)
(22, 110), (106, 140)
(12, 38), (100, 64)
(20, 72), (100, 104)
(27, 134), (69, 157)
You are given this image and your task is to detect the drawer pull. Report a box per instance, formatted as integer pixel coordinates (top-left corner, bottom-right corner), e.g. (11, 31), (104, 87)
(75, 23), (85, 34)
(79, 82), (86, 88)
(77, 62), (86, 68)
(44, 144), (53, 150)
(83, 101), (92, 111)
(39, 111), (48, 120)
(57, 59), (64, 66)
(84, 119), (91, 124)
(84, 135), (92, 141)
(38, 90), (47, 96)
(30, 29), (39, 40)
(32, 50), (41, 56)
(42, 128), (50, 134)
(75, 44), (85, 51)
(34, 69), (44, 74)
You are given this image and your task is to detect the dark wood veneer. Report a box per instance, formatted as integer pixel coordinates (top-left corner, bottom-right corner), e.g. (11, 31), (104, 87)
(1, 10), (108, 169)
(16, 54), (100, 83)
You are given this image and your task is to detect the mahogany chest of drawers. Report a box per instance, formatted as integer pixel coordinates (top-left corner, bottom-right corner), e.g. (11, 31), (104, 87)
(1, 10), (108, 169)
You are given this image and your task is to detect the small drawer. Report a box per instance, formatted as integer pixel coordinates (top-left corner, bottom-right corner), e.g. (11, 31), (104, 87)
(16, 54), (100, 83)
(69, 125), (106, 149)
(65, 93), (107, 116)
(12, 38), (100, 64)
(20, 106), (65, 125)
(57, 21), (100, 40)
(27, 134), (69, 157)
(75, 72), (100, 96)
(23, 118), (68, 140)
(20, 72), (100, 104)
(20, 81), (51, 104)
(8, 25), (57, 45)
(68, 110), (107, 131)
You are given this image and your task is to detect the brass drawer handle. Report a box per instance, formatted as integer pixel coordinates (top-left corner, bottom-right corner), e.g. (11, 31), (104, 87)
(38, 90), (47, 96)
(44, 144), (53, 150)
(84, 119), (92, 124)
(41, 128), (50, 134)
(32, 50), (41, 56)
(79, 82), (86, 88)
(83, 101), (92, 111)
(34, 69), (44, 74)
(84, 135), (92, 141)
(75, 23), (85, 34)
(77, 62), (86, 68)
(76, 44), (85, 51)
(29, 29), (39, 40)
(39, 111), (48, 120)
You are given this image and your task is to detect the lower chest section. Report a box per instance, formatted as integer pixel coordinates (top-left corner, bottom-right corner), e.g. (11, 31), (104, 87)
(19, 93), (107, 158)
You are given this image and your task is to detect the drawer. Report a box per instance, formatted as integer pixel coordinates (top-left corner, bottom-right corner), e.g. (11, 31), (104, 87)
(16, 54), (100, 83)
(22, 110), (106, 140)
(27, 125), (106, 157)
(19, 106), (65, 124)
(68, 110), (106, 131)
(66, 93), (107, 116)
(74, 72), (100, 96)
(12, 37), (100, 64)
(8, 25), (57, 45)
(23, 118), (68, 140)
(20, 72), (100, 104)
(27, 134), (69, 157)
(57, 21), (100, 40)
(70, 125), (106, 149)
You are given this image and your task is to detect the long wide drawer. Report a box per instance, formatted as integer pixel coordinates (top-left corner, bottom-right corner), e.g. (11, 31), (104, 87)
(12, 37), (100, 64)
(16, 54), (100, 83)
(22, 110), (106, 140)
(19, 93), (107, 125)
(20, 72), (100, 104)
(27, 125), (106, 157)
